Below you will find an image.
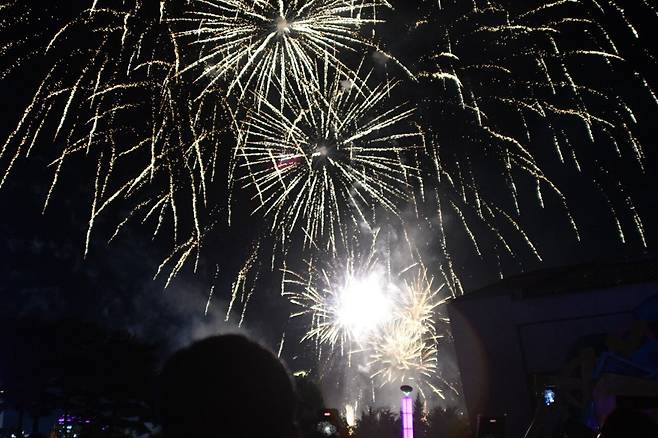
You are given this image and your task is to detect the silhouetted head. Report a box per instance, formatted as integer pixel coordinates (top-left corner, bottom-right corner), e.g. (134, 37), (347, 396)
(598, 408), (658, 438)
(159, 335), (297, 437)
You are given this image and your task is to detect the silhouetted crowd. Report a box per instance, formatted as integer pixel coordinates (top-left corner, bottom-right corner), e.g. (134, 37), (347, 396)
(158, 335), (657, 438)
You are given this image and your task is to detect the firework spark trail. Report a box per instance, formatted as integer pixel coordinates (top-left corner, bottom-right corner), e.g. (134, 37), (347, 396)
(204, 264), (221, 316)
(0, 0), (654, 411)
(0, 1), (234, 286)
(0, 2), (655, 394)
(284, 234), (455, 400)
(238, 62), (423, 252)
(225, 238), (261, 323)
(2, 0), (653, 299)
(368, 267), (453, 399)
(410, 0), (655, 293)
(173, 0), (408, 105)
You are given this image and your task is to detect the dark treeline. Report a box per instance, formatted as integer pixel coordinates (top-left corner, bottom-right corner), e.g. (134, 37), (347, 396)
(350, 396), (471, 438)
(0, 317), (159, 437)
(0, 317), (470, 438)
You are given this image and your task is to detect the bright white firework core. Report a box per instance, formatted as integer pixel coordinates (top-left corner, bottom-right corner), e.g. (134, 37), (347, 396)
(336, 273), (393, 341)
(276, 16), (291, 35)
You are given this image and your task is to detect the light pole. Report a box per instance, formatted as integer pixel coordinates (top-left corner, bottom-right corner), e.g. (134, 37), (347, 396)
(400, 385), (414, 438)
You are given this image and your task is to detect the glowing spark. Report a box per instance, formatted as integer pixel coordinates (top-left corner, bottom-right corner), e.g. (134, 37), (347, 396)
(414, 0), (654, 292)
(174, 0), (399, 103)
(336, 273), (394, 341)
(368, 268), (450, 399)
(238, 64), (422, 252)
(285, 260), (394, 348)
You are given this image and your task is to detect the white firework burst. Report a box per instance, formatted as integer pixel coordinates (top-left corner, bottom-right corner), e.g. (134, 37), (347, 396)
(238, 63), (422, 251)
(175, 0), (398, 103)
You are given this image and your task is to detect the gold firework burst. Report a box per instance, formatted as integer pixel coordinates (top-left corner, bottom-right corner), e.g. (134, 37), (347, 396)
(238, 63), (422, 252)
(174, 0), (398, 103)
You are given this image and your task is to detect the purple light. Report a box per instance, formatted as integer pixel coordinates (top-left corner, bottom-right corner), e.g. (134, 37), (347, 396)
(57, 414), (92, 425)
(401, 395), (414, 438)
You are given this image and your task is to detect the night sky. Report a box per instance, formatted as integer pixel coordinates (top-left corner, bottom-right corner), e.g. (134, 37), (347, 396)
(0, 0), (656, 409)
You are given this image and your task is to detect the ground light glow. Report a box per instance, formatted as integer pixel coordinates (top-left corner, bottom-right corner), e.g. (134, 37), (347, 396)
(401, 385), (414, 438)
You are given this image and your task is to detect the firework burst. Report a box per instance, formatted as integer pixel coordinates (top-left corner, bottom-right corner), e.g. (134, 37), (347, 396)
(1, 0), (654, 412)
(238, 63), (423, 252)
(2, 0), (653, 297)
(284, 230), (456, 400)
(284, 236), (390, 350)
(0, 1), (234, 285)
(174, 0), (399, 104)
(368, 267), (451, 399)
(388, 0), (657, 294)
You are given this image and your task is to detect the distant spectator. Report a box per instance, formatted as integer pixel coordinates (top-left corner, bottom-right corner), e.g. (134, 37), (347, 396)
(159, 335), (299, 437)
(597, 408), (658, 438)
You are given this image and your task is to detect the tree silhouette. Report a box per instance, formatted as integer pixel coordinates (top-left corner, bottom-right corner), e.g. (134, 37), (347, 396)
(294, 374), (326, 438)
(353, 407), (399, 438)
(413, 394), (428, 438)
(0, 317), (159, 436)
(426, 406), (472, 438)
(0, 318), (58, 435)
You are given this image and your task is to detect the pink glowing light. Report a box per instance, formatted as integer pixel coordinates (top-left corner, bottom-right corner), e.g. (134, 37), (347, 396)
(401, 395), (413, 438)
(274, 155), (302, 170)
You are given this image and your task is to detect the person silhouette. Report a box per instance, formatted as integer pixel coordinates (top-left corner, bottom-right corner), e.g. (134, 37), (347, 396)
(159, 334), (299, 437)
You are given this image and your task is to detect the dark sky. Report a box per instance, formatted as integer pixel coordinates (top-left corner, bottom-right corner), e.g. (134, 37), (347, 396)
(0, 0), (656, 403)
